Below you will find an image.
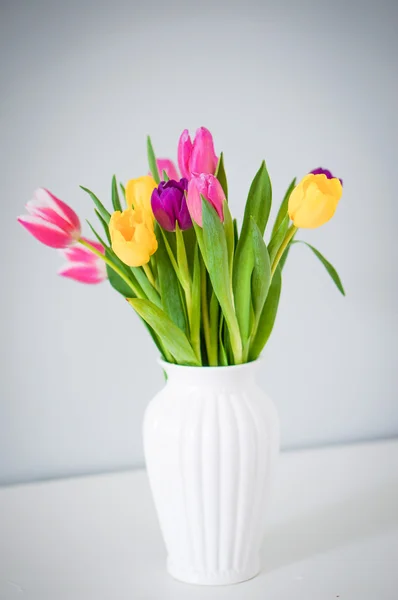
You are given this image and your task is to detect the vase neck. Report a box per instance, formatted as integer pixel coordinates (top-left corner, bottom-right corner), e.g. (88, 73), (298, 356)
(160, 360), (260, 388)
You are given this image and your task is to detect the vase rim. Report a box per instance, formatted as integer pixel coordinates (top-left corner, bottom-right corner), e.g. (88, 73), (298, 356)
(158, 357), (262, 374)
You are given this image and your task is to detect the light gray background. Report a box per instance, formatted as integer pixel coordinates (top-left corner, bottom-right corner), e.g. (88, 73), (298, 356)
(1, 0), (397, 485)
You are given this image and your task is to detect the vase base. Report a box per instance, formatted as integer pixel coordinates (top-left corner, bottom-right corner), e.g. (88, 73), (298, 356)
(167, 558), (261, 586)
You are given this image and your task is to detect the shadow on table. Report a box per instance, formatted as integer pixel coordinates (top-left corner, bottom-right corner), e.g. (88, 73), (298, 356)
(261, 482), (398, 573)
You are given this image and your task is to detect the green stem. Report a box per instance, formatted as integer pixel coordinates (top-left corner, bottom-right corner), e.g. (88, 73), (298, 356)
(142, 263), (156, 288)
(78, 238), (139, 297)
(209, 293), (219, 366)
(271, 225), (297, 276)
(200, 260), (217, 366)
(185, 286), (193, 329)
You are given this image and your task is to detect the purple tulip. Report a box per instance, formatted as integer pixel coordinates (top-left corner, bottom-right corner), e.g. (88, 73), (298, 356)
(311, 167), (343, 186)
(151, 178), (192, 231)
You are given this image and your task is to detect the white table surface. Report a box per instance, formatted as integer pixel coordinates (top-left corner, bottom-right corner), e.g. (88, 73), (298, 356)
(1, 440), (397, 599)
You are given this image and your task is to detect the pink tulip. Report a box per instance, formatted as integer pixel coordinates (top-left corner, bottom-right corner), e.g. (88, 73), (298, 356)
(156, 159), (179, 181)
(178, 127), (218, 180)
(18, 188), (81, 248)
(58, 238), (107, 284)
(187, 174), (225, 227)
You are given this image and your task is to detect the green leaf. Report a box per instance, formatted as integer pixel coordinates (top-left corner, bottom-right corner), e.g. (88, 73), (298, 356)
(249, 266), (282, 360)
(292, 241), (346, 295)
(182, 227), (196, 274)
(86, 220), (108, 249)
(218, 316), (228, 366)
(158, 228), (183, 286)
(106, 263), (134, 297)
(128, 298), (200, 365)
(250, 218), (271, 326)
(94, 210), (111, 245)
(80, 186), (111, 224)
(209, 292), (220, 365)
(176, 223), (191, 290)
(131, 266), (162, 307)
(162, 170), (169, 182)
(111, 175), (122, 212)
(191, 244), (202, 363)
(268, 214), (289, 264)
(199, 198), (242, 364)
(156, 227), (188, 334)
(233, 162), (272, 341)
(215, 152), (228, 199)
(120, 183), (126, 200)
(233, 218), (239, 250)
(223, 200), (234, 285)
(147, 135), (160, 184)
(238, 161), (272, 250)
(233, 231), (254, 344)
(271, 177), (295, 237)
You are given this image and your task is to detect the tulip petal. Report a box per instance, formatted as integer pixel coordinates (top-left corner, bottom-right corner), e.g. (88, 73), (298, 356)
(189, 127), (218, 176)
(62, 239), (105, 263)
(58, 263), (106, 284)
(177, 197), (193, 230)
(33, 188), (81, 231)
(187, 178), (203, 226)
(151, 191), (175, 231)
(26, 204), (76, 235)
(156, 159), (179, 181)
(207, 175), (225, 221)
(187, 174), (224, 227)
(17, 215), (74, 248)
(125, 176), (157, 219)
(177, 129), (193, 180)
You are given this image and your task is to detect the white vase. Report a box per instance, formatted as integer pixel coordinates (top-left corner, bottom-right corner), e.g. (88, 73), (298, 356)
(143, 359), (279, 586)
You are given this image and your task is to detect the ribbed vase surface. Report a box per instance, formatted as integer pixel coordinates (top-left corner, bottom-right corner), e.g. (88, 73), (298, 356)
(143, 360), (279, 585)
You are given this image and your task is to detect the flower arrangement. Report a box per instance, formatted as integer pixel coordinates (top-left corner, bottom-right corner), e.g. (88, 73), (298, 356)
(18, 127), (344, 367)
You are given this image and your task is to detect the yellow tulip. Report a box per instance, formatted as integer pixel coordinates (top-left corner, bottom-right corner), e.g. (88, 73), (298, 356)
(109, 207), (158, 267)
(288, 172), (342, 229)
(125, 175), (157, 223)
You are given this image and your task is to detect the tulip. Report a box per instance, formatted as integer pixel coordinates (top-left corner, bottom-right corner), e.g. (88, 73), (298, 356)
(58, 238), (107, 284)
(109, 207), (158, 267)
(151, 178), (192, 231)
(17, 188), (81, 248)
(288, 169), (343, 229)
(187, 174), (225, 227)
(178, 127), (218, 180)
(155, 159), (179, 181)
(310, 167), (343, 185)
(125, 175), (157, 223)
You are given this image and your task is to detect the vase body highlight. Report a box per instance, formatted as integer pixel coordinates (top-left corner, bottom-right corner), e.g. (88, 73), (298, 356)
(143, 360), (279, 585)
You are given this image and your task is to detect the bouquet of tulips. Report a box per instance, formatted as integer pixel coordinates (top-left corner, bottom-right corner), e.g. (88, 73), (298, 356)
(18, 127), (344, 366)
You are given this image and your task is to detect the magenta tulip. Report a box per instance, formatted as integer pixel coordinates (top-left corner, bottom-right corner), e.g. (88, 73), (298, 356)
(18, 188), (81, 248)
(151, 178), (192, 231)
(178, 127), (218, 180)
(58, 238), (107, 284)
(187, 174), (225, 227)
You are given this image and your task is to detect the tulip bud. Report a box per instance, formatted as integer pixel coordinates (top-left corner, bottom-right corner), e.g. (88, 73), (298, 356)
(151, 178), (192, 231)
(58, 238), (107, 284)
(17, 188), (81, 248)
(109, 207), (158, 267)
(187, 174), (225, 227)
(288, 169), (343, 229)
(178, 127), (218, 179)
